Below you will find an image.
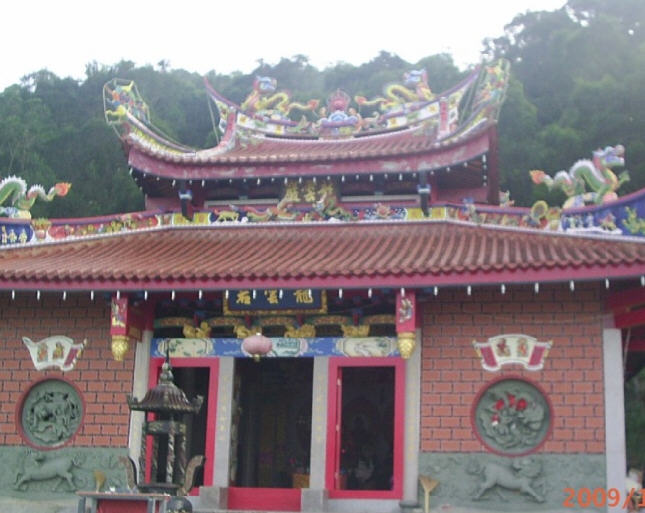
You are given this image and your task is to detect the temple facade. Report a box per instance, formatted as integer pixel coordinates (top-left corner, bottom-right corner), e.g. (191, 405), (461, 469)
(2, 61), (645, 512)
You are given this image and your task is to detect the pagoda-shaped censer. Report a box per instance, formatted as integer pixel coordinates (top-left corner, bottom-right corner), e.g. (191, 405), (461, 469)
(127, 354), (204, 495)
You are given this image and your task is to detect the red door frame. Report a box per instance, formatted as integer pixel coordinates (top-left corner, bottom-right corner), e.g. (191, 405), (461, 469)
(227, 358), (304, 512)
(146, 357), (218, 494)
(325, 357), (405, 499)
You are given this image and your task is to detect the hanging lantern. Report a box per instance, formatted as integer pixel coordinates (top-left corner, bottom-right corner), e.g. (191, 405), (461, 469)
(242, 333), (272, 361)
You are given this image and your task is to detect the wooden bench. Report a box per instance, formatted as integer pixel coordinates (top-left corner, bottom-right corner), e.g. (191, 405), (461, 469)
(419, 474), (439, 513)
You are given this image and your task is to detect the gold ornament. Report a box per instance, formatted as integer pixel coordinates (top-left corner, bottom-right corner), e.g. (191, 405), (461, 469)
(284, 324), (316, 338)
(397, 332), (416, 359)
(341, 325), (370, 337)
(235, 325), (256, 338)
(182, 321), (211, 338)
(111, 335), (129, 361)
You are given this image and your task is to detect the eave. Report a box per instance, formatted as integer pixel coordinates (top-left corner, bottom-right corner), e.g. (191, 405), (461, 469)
(1, 220), (644, 293)
(127, 126), (493, 181)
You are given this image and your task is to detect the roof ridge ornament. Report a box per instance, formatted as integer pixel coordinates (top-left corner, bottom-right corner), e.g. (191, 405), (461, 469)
(241, 75), (319, 119)
(0, 175), (70, 219)
(530, 144), (629, 210)
(200, 60), (509, 141)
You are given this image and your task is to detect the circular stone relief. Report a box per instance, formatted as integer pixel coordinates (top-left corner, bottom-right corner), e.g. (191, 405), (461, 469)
(20, 379), (83, 448)
(472, 377), (551, 456)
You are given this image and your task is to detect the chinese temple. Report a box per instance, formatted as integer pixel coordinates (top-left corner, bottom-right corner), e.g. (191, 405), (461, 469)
(2, 60), (645, 513)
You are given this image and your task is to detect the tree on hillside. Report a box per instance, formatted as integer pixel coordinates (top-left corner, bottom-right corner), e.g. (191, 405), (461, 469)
(487, 0), (645, 200)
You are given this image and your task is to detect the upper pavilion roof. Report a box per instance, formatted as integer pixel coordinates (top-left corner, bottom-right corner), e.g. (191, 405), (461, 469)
(104, 61), (509, 188)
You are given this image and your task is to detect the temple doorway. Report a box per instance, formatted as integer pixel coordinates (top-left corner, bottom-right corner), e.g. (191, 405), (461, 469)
(172, 367), (209, 488)
(338, 366), (394, 491)
(228, 358), (313, 510)
(327, 357), (404, 499)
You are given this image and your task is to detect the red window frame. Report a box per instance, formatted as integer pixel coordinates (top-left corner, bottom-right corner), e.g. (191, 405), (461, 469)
(325, 357), (405, 499)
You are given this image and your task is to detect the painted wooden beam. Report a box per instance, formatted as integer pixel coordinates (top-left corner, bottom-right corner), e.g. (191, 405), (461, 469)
(607, 286), (645, 312)
(624, 339), (645, 353)
(615, 307), (645, 329)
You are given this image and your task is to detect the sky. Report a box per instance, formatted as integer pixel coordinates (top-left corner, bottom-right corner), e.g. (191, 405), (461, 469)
(1, 0), (566, 91)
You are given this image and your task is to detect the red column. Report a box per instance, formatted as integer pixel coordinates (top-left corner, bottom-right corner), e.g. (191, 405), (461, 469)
(110, 294), (145, 361)
(395, 289), (417, 359)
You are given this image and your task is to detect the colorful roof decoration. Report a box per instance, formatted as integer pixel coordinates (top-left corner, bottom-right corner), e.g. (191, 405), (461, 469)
(4, 174), (645, 249)
(103, 61), (510, 193)
(530, 144), (629, 209)
(0, 176), (70, 219)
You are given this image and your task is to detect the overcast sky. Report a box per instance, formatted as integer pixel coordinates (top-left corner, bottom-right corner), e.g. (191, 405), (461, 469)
(1, 0), (566, 91)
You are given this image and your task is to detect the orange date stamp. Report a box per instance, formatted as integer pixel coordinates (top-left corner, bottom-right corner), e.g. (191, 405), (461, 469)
(563, 487), (642, 509)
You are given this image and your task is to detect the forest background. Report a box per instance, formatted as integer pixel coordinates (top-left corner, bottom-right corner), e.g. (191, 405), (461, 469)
(2, 0), (645, 465)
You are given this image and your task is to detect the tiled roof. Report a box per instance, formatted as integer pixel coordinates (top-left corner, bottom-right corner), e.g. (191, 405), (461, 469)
(128, 127), (491, 180)
(128, 124), (485, 164)
(1, 221), (644, 290)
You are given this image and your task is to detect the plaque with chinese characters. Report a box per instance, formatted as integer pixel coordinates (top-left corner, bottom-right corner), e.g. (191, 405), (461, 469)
(223, 289), (327, 315)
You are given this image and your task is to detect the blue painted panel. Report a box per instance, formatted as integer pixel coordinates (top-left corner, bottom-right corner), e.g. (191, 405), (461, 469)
(151, 337), (399, 358)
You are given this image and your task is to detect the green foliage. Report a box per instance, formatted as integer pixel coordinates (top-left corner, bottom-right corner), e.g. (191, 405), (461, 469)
(491, 0), (645, 205)
(0, 85), (58, 217)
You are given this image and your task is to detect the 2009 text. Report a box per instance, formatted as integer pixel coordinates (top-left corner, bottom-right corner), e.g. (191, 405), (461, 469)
(563, 488), (641, 509)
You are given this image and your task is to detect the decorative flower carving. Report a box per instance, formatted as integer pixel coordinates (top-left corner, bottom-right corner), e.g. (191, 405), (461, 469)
(474, 379), (550, 455)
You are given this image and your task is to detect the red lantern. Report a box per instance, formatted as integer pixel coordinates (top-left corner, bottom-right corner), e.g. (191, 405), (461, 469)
(242, 333), (272, 361)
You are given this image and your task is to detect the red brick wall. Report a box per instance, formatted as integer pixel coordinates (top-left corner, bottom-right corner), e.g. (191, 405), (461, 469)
(420, 282), (605, 454)
(0, 292), (135, 447)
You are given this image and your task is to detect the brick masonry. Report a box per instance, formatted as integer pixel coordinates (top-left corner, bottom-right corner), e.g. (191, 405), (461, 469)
(420, 282), (606, 454)
(1, 283), (607, 457)
(0, 291), (134, 448)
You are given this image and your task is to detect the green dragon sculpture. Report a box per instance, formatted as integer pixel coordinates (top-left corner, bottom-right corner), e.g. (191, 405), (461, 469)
(530, 145), (629, 209)
(0, 176), (71, 218)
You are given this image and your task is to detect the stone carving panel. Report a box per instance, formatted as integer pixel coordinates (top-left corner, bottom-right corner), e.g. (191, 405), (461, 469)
(419, 452), (606, 512)
(0, 447), (128, 498)
(473, 378), (551, 456)
(20, 379), (83, 448)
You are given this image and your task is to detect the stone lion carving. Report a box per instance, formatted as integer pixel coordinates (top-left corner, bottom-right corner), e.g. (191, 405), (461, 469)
(14, 451), (83, 491)
(468, 457), (545, 502)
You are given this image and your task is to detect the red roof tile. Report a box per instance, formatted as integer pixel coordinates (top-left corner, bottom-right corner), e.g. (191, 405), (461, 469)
(127, 125), (492, 180)
(1, 221), (644, 290)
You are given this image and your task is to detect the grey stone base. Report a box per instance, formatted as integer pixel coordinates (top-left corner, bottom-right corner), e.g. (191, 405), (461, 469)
(0, 446), (128, 500)
(399, 499), (421, 513)
(0, 497), (77, 513)
(301, 488), (328, 512)
(419, 452), (606, 512)
(198, 485), (228, 509)
(327, 498), (400, 513)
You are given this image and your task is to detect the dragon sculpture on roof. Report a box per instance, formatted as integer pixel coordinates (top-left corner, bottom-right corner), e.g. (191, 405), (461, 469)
(0, 176), (71, 218)
(354, 69), (433, 112)
(103, 79), (150, 125)
(530, 145), (629, 209)
(240, 76), (319, 119)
